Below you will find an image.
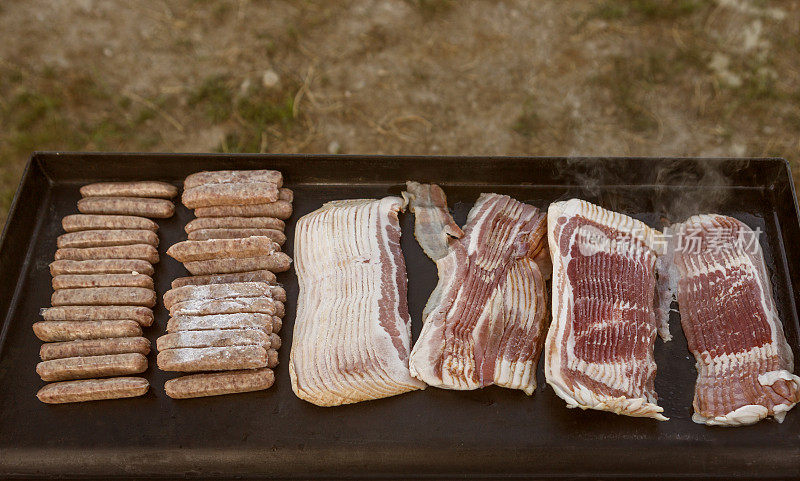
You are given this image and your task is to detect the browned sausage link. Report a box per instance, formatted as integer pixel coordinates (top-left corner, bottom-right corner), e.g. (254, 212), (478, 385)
(37, 377), (149, 404)
(185, 216), (285, 233)
(157, 345), (267, 372)
(167, 236), (279, 263)
(49, 259), (154, 276)
(80, 181), (178, 199)
(266, 349), (278, 368)
(156, 329), (269, 351)
(57, 229), (159, 249)
(170, 270), (277, 289)
(271, 316), (282, 333)
(184, 253), (292, 275)
(33, 320), (142, 342)
(188, 228), (286, 244)
(182, 183), (279, 209)
(41, 306), (154, 326)
(169, 297), (275, 317)
(164, 368), (274, 399)
(36, 352), (148, 381)
(62, 214), (158, 232)
(52, 287), (156, 307)
(55, 244), (160, 264)
(40, 337), (151, 361)
(78, 197), (174, 218)
(270, 286), (287, 303)
(52, 274), (153, 290)
(269, 333), (281, 350)
(163, 282), (275, 310)
(194, 200), (293, 220)
(166, 313), (273, 333)
(183, 170), (283, 189)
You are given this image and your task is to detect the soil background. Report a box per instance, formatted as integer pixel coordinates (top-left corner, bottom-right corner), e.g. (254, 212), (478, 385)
(1, 0), (798, 223)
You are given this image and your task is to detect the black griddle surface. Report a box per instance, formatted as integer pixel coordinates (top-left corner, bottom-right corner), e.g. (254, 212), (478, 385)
(0, 154), (798, 479)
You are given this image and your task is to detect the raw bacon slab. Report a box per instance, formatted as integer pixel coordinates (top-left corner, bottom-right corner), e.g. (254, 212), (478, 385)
(666, 214), (800, 426)
(545, 199), (667, 420)
(289, 197), (424, 406)
(406, 183), (550, 394)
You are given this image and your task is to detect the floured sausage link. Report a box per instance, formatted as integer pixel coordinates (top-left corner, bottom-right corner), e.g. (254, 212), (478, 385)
(80, 181), (178, 199)
(57, 229), (159, 249)
(41, 306), (153, 326)
(166, 313), (273, 333)
(171, 270), (277, 289)
(182, 183), (279, 209)
(157, 345), (267, 372)
(163, 281), (277, 310)
(33, 320), (142, 342)
(194, 200), (292, 220)
(184, 170), (283, 189)
(52, 287), (156, 307)
(55, 244), (159, 264)
(156, 329), (269, 351)
(188, 228), (286, 244)
(185, 216), (285, 233)
(78, 197), (174, 218)
(62, 214), (158, 232)
(165, 368), (274, 399)
(269, 333), (282, 350)
(40, 337), (151, 361)
(36, 352), (148, 381)
(167, 236), (279, 263)
(169, 297), (277, 317)
(184, 253), (292, 275)
(266, 349), (278, 368)
(37, 377), (149, 404)
(271, 316), (282, 333)
(52, 274), (153, 290)
(50, 259), (154, 276)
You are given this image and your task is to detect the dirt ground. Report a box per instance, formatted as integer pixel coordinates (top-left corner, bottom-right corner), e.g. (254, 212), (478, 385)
(1, 0), (798, 224)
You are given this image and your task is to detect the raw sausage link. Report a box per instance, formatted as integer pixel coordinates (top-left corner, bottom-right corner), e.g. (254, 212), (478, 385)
(78, 196), (174, 218)
(52, 274), (153, 290)
(57, 229), (159, 249)
(156, 329), (268, 351)
(41, 306), (154, 326)
(170, 270), (277, 289)
(167, 236), (279, 262)
(266, 349), (278, 368)
(54, 244), (159, 263)
(185, 216), (285, 232)
(163, 282), (275, 310)
(62, 214), (158, 232)
(194, 200), (292, 220)
(188, 228), (286, 244)
(80, 181), (178, 199)
(36, 352), (148, 381)
(40, 337), (151, 361)
(269, 333), (281, 350)
(52, 287), (156, 307)
(184, 253), (292, 275)
(182, 183), (279, 208)
(33, 320), (142, 342)
(164, 369), (274, 399)
(157, 345), (267, 372)
(166, 313), (274, 333)
(184, 170), (283, 189)
(37, 377), (149, 404)
(49, 259), (154, 276)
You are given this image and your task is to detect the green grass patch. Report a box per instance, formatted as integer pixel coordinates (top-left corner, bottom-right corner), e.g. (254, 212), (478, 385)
(189, 75), (235, 123)
(589, 0), (707, 21)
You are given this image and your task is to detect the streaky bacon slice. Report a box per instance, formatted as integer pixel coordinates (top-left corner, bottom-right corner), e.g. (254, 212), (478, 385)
(406, 182), (551, 394)
(289, 197), (424, 406)
(666, 214), (800, 426)
(545, 198), (668, 420)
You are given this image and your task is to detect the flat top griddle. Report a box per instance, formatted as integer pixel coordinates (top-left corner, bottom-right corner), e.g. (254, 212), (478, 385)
(0, 153), (798, 479)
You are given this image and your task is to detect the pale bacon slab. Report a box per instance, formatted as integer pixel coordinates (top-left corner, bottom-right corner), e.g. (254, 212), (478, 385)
(290, 197), (424, 406)
(666, 214), (800, 426)
(544, 199), (668, 420)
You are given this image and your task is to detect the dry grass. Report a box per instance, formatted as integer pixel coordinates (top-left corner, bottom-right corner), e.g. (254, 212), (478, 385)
(1, 0), (798, 225)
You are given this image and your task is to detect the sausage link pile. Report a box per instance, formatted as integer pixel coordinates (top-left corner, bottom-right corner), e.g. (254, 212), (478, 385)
(35, 181), (177, 403)
(159, 170), (292, 398)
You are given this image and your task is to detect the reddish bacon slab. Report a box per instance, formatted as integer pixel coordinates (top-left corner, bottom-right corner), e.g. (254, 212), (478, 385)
(290, 197), (424, 406)
(406, 183), (550, 394)
(666, 214), (800, 426)
(545, 199), (668, 420)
